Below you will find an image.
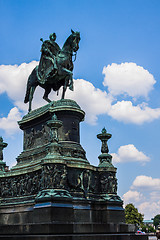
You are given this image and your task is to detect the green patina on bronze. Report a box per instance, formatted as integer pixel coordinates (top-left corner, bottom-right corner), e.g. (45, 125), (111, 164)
(97, 127), (115, 169)
(0, 99), (122, 204)
(0, 137), (8, 174)
(24, 30), (80, 112)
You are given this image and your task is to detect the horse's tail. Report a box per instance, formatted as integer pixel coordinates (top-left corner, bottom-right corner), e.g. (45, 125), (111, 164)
(24, 78), (31, 103)
(24, 67), (38, 103)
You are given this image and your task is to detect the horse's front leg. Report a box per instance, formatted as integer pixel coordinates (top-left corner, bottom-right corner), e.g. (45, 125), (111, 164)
(60, 68), (73, 99)
(43, 87), (52, 103)
(62, 77), (69, 99)
(67, 70), (74, 91)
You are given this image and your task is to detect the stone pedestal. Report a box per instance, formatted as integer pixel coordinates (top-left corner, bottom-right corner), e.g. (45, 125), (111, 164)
(0, 100), (148, 240)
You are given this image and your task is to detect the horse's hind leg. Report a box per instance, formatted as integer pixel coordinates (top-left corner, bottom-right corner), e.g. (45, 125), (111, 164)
(29, 86), (36, 112)
(43, 88), (52, 103)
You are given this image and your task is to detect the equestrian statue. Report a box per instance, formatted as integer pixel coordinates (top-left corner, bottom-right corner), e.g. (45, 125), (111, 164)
(24, 30), (80, 112)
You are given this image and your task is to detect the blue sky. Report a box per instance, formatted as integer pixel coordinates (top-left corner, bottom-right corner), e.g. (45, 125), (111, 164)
(0, 0), (160, 219)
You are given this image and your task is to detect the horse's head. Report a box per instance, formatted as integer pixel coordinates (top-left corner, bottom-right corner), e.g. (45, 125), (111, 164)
(71, 30), (80, 52)
(63, 30), (80, 53)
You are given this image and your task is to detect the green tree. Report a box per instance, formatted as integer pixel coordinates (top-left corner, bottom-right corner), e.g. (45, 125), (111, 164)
(142, 224), (155, 233)
(153, 214), (160, 228)
(125, 203), (144, 227)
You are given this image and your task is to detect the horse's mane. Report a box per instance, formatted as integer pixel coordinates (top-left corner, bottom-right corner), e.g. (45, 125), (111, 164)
(62, 34), (73, 49)
(62, 32), (80, 50)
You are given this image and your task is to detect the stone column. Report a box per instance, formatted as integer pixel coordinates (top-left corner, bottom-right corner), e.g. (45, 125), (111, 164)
(97, 127), (113, 168)
(0, 136), (8, 173)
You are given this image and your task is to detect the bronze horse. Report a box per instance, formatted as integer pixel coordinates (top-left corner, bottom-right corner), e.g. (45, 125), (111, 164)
(24, 30), (80, 112)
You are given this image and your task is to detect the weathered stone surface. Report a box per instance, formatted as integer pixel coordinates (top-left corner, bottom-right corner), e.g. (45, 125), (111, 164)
(0, 100), (147, 240)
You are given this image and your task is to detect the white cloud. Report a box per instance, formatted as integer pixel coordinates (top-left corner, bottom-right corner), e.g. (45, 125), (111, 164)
(0, 61), (58, 113)
(112, 144), (150, 164)
(138, 201), (160, 220)
(0, 61), (38, 102)
(123, 190), (144, 204)
(0, 107), (22, 134)
(0, 61), (50, 134)
(0, 61), (160, 127)
(103, 62), (156, 98)
(103, 63), (160, 124)
(66, 79), (113, 125)
(131, 175), (160, 190)
(123, 175), (160, 219)
(150, 191), (160, 201)
(108, 101), (160, 124)
(0, 63), (113, 125)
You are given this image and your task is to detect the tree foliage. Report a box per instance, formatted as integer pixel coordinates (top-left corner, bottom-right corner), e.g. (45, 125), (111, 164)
(153, 215), (160, 227)
(142, 225), (155, 233)
(125, 203), (144, 226)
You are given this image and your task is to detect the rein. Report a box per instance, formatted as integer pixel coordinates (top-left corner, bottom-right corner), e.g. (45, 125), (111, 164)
(59, 50), (77, 62)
